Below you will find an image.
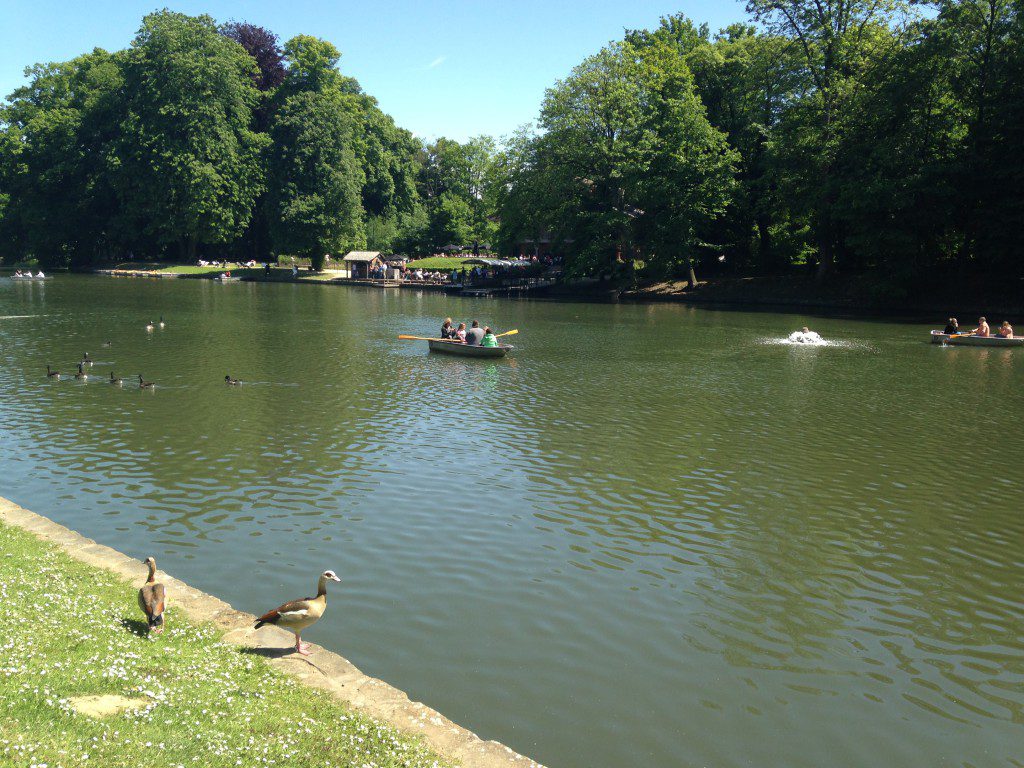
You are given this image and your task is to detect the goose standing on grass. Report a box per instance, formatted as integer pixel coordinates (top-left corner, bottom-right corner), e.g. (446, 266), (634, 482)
(138, 556), (166, 634)
(225, 375), (241, 385)
(46, 365), (60, 378)
(254, 570), (341, 655)
(138, 374), (155, 389)
(75, 363), (88, 380)
(109, 371), (123, 385)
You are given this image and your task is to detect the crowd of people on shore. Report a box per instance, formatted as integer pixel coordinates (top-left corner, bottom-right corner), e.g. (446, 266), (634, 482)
(439, 318), (499, 347)
(943, 316), (1014, 338)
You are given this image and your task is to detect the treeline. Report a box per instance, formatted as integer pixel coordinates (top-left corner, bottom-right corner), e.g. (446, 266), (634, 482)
(2, 3), (1023, 291)
(0, 11), (496, 269)
(492, 0), (1024, 290)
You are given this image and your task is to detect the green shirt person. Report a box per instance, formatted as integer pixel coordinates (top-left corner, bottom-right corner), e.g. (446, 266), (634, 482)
(480, 327), (498, 347)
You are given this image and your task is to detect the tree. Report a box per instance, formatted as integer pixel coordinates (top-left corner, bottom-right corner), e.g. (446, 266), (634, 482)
(112, 11), (267, 261)
(0, 49), (125, 267)
(746, 0), (917, 278)
(499, 40), (735, 284)
(220, 22), (286, 92)
(266, 36), (365, 269)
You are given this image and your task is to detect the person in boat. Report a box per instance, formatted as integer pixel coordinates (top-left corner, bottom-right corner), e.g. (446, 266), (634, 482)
(480, 327), (498, 348)
(997, 320), (1013, 338)
(971, 317), (990, 337)
(943, 318), (959, 335)
(441, 318), (455, 339)
(455, 322), (467, 342)
(465, 320), (485, 346)
(36, 270), (45, 278)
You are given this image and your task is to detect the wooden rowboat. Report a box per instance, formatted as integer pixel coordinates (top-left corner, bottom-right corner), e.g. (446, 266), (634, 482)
(213, 275), (242, 283)
(930, 330), (1023, 347)
(427, 339), (512, 357)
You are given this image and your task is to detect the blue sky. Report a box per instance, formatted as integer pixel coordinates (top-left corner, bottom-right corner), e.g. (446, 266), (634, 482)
(0, 0), (747, 142)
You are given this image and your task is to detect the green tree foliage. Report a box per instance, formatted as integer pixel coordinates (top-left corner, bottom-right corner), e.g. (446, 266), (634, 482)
(113, 11), (268, 261)
(0, 50), (124, 267)
(496, 40), (735, 284)
(265, 37), (364, 270)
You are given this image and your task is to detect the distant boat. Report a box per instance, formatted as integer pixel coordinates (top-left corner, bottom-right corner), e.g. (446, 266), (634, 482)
(427, 339), (512, 357)
(9, 275), (52, 281)
(213, 275), (242, 283)
(931, 330), (1023, 347)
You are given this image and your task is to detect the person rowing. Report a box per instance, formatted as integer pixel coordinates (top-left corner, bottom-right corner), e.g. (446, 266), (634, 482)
(441, 317), (455, 339)
(943, 317), (959, 335)
(970, 316), (990, 337)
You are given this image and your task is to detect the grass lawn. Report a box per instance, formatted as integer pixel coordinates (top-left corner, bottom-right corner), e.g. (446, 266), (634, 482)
(0, 521), (448, 768)
(405, 258), (472, 272)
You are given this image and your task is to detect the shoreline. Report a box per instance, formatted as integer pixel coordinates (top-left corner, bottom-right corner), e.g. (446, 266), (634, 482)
(0, 495), (543, 768)
(12, 266), (1022, 317)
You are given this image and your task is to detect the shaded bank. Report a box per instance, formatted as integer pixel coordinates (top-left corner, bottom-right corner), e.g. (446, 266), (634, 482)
(540, 274), (1024, 317)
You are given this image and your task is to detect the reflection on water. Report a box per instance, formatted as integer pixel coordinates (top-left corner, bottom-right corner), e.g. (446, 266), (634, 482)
(1, 276), (1022, 768)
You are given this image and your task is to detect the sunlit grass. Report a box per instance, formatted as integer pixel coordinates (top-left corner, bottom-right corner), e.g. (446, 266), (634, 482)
(405, 258), (472, 272)
(0, 522), (449, 768)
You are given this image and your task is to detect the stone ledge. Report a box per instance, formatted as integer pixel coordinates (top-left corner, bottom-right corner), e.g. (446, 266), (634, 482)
(0, 496), (544, 768)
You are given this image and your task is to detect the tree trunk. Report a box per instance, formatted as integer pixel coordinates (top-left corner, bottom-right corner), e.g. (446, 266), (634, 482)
(687, 262), (697, 289)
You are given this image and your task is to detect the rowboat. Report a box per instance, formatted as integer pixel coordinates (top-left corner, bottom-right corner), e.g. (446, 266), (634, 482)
(213, 275), (242, 283)
(930, 330), (1023, 347)
(427, 339), (512, 357)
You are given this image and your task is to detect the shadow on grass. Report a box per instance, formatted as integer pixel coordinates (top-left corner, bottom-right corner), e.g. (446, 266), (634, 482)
(119, 616), (151, 637)
(238, 645), (296, 659)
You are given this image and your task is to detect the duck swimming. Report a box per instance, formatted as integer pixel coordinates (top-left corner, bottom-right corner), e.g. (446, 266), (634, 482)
(224, 375), (241, 385)
(75, 363), (88, 380)
(46, 365), (60, 378)
(109, 371), (123, 385)
(138, 374), (155, 389)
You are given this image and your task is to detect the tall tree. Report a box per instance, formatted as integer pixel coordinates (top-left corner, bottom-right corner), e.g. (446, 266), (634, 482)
(112, 11), (267, 261)
(746, 0), (917, 278)
(266, 36), (364, 268)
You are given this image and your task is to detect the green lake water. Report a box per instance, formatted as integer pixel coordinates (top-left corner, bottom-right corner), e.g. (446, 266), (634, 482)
(1, 275), (1021, 768)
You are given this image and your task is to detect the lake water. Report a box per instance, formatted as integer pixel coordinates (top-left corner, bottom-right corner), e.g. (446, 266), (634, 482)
(1, 275), (1022, 768)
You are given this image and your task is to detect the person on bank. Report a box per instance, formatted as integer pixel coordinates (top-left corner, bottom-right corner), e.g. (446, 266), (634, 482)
(465, 320), (485, 346)
(971, 317), (990, 337)
(441, 317), (455, 339)
(997, 320), (1014, 338)
(481, 327), (498, 347)
(943, 318), (959, 334)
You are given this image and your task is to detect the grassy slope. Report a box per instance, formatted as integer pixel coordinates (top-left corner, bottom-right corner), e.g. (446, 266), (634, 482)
(0, 522), (448, 768)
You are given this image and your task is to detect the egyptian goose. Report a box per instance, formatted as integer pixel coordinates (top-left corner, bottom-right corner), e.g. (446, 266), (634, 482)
(224, 375), (241, 385)
(254, 570), (340, 655)
(109, 371), (123, 385)
(138, 556), (166, 633)
(75, 363), (88, 380)
(137, 374), (155, 389)
(46, 365), (60, 378)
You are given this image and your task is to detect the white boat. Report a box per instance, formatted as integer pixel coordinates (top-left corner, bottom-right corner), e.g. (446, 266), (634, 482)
(9, 275), (52, 281)
(930, 330), (1023, 347)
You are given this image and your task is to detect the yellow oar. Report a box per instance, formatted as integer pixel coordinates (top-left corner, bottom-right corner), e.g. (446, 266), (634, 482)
(496, 329), (518, 338)
(397, 334), (445, 341)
